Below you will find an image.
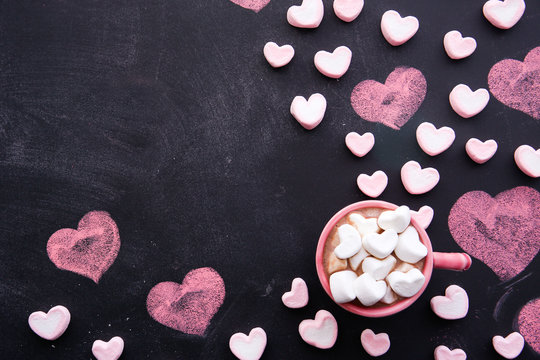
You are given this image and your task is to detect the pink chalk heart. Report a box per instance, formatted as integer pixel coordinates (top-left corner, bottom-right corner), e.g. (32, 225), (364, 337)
(92, 336), (124, 360)
(263, 42), (294, 68)
(360, 329), (390, 357)
(430, 285), (469, 320)
(229, 0), (270, 13)
(314, 46), (352, 79)
(333, 0), (364, 22)
(282, 277), (309, 308)
(465, 138), (498, 164)
(443, 30), (477, 60)
(28, 305), (71, 341)
(514, 145), (540, 178)
(290, 93), (327, 130)
(488, 46), (540, 119)
(483, 0), (525, 29)
(380, 10), (419, 46)
(357, 170), (388, 198)
(287, 0), (324, 29)
(298, 310), (338, 349)
(416, 122), (456, 156)
(47, 211), (120, 283)
(518, 298), (540, 354)
(434, 345), (467, 360)
(411, 205), (434, 229)
(449, 84), (490, 118)
(146, 267), (225, 336)
(229, 327), (267, 360)
(448, 186), (540, 281)
(400, 160), (439, 195)
(350, 67), (427, 130)
(493, 332), (525, 359)
(345, 132), (374, 157)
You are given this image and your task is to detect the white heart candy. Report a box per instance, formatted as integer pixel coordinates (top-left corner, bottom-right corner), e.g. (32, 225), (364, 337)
(348, 246), (369, 271)
(380, 286), (398, 304)
(363, 229), (398, 259)
(483, 0), (526, 30)
(349, 213), (380, 237)
(377, 206), (411, 233)
(380, 10), (419, 46)
(287, 0), (324, 29)
(395, 226), (428, 263)
(290, 93), (327, 130)
(314, 46), (352, 79)
(449, 84), (490, 118)
(443, 30), (477, 60)
(387, 268), (425, 298)
(28, 305), (71, 341)
(334, 224), (363, 259)
(362, 256), (397, 280)
(333, 0), (364, 23)
(263, 42), (295, 68)
(353, 273), (387, 306)
(329, 270), (358, 303)
(229, 327), (267, 360)
(92, 336), (125, 360)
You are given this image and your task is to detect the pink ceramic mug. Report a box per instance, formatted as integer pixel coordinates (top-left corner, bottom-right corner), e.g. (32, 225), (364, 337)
(315, 200), (471, 317)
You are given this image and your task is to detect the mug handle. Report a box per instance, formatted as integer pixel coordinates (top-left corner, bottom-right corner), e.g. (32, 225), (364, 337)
(433, 252), (472, 271)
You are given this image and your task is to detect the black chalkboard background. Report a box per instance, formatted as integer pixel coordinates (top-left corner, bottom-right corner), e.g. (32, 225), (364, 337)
(0, 0), (539, 359)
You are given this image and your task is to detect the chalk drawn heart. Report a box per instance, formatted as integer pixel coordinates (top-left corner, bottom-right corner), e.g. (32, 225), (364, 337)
(229, 0), (270, 13)
(448, 186), (540, 281)
(47, 211), (120, 283)
(518, 298), (540, 354)
(488, 46), (540, 119)
(351, 67), (426, 130)
(146, 267), (225, 336)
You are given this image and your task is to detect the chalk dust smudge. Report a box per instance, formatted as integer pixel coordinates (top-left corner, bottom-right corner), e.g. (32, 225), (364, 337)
(518, 298), (540, 354)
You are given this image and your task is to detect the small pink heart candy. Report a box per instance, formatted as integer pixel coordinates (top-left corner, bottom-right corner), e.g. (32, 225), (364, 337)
(28, 305), (71, 341)
(357, 171), (388, 198)
(290, 93), (327, 130)
(430, 285), (469, 320)
(443, 30), (477, 60)
(434, 345), (467, 360)
(298, 310), (338, 349)
(380, 10), (419, 46)
(416, 122), (455, 156)
(514, 145), (540, 178)
(229, 327), (267, 360)
(410, 205), (434, 229)
(287, 0), (324, 29)
(263, 42), (294, 68)
(314, 46), (352, 79)
(449, 84), (490, 118)
(493, 332), (525, 359)
(282, 278), (309, 308)
(333, 0), (364, 22)
(360, 329), (390, 357)
(345, 132), (375, 157)
(465, 138), (498, 164)
(92, 336), (124, 360)
(401, 161), (440, 195)
(483, 0), (526, 29)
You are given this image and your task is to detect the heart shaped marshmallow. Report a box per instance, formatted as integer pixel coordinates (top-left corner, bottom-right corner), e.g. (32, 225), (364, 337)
(362, 256), (396, 280)
(380, 10), (419, 46)
(28, 305), (71, 341)
(443, 30), (477, 60)
(430, 285), (469, 320)
(514, 145), (540, 178)
(416, 122), (456, 156)
(333, 0), (364, 22)
(348, 246), (370, 271)
(380, 286), (398, 304)
(434, 345), (467, 360)
(387, 268), (425, 298)
(290, 93), (327, 130)
(483, 0), (526, 30)
(229, 327), (267, 360)
(92, 336), (124, 360)
(395, 226), (427, 263)
(360, 329), (391, 357)
(411, 205), (434, 229)
(492, 332), (524, 359)
(363, 229), (398, 259)
(345, 132), (375, 157)
(449, 84), (490, 118)
(349, 213), (381, 237)
(298, 310), (338, 349)
(314, 46), (352, 79)
(401, 161), (440, 195)
(377, 205), (411, 233)
(287, 0), (324, 29)
(263, 42), (295, 68)
(329, 270), (358, 303)
(353, 273), (387, 306)
(357, 171), (388, 198)
(334, 224), (363, 259)
(282, 277), (309, 308)
(466, 138), (498, 164)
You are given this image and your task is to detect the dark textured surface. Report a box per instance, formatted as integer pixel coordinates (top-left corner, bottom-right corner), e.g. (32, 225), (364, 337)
(0, 0), (539, 358)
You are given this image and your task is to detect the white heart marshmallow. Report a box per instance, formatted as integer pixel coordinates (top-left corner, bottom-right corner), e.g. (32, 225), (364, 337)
(362, 256), (397, 280)
(377, 206), (411, 233)
(353, 273), (387, 306)
(334, 224), (363, 259)
(363, 229), (398, 259)
(386, 268), (425, 298)
(395, 226), (428, 263)
(329, 270), (358, 303)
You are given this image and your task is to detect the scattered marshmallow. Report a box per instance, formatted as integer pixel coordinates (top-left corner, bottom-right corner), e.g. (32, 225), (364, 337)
(28, 305), (71, 341)
(430, 285), (469, 320)
(282, 278), (309, 308)
(386, 268), (425, 298)
(377, 206), (411, 233)
(333, 0), (364, 22)
(349, 213), (380, 237)
(357, 171), (388, 198)
(290, 93), (327, 130)
(401, 161), (440, 195)
(466, 138), (498, 164)
(395, 226), (428, 264)
(263, 42), (295, 68)
(314, 46), (352, 79)
(362, 256), (397, 280)
(483, 0), (526, 30)
(443, 30), (477, 60)
(330, 270), (358, 303)
(345, 132), (375, 157)
(298, 310), (338, 349)
(514, 145), (540, 178)
(380, 10), (419, 46)
(327, 252), (348, 274)
(348, 246), (370, 271)
(92, 336), (124, 360)
(360, 329), (391, 357)
(434, 345), (467, 360)
(380, 286), (398, 304)
(353, 273), (387, 306)
(492, 332), (525, 359)
(335, 224), (363, 259)
(449, 84), (490, 118)
(416, 122), (455, 156)
(229, 327), (267, 360)
(363, 229), (398, 259)
(287, 0), (324, 29)
(410, 205), (434, 229)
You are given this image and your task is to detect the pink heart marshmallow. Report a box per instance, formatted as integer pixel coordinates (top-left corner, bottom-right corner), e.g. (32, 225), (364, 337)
(514, 145), (540, 178)
(290, 93), (327, 130)
(345, 132), (375, 157)
(465, 138), (498, 164)
(229, 327), (267, 360)
(434, 345), (467, 360)
(282, 278), (309, 308)
(493, 332), (525, 359)
(430, 285), (469, 320)
(416, 122), (456, 156)
(333, 0), (364, 23)
(298, 310), (338, 349)
(483, 0), (526, 29)
(443, 31), (477, 60)
(28, 305), (71, 341)
(287, 0), (324, 29)
(357, 171), (388, 198)
(92, 336), (124, 360)
(380, 10), (419, 46)
(360, 329), (390, 357)
(449, 84), (490, 118)
(401, 161), (440, 195)
(314, 46), (352, 79)
(263, 42), (294, 68)
(410, 205), (434, 229)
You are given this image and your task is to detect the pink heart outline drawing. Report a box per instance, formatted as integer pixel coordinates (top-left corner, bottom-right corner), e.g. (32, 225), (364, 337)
(229, 0), (271, 13)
